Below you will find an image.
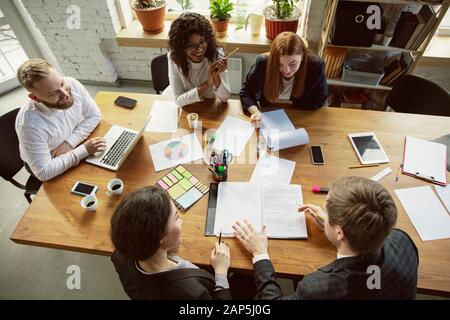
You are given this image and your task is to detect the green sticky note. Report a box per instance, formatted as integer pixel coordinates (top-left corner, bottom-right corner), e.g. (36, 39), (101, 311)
(176, 166), (186, 174)
(182, 170), (192, 179)
(171, 170), (183, 180)
(179, 178), (193, 191)
(162, 176), (173, 187)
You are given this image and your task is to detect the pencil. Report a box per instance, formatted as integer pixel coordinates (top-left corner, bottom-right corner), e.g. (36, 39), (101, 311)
(218, 229), (222, 244)
(223, 47), (239, 59)
(348, 164), (380, 169)
(395, 164), (403, 182)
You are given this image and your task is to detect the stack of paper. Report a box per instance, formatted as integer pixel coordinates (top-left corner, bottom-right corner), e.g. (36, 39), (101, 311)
(395, 186), (450, 241)
(214, 182), (307, 239)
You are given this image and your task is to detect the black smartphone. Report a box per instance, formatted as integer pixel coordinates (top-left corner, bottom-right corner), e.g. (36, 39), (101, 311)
(310, 145), (325, 165)
(114, 96), (137, 109)
(71, 181), (98, 196)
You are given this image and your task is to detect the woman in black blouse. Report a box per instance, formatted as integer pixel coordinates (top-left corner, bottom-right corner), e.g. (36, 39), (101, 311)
(240, 31), (328, 126)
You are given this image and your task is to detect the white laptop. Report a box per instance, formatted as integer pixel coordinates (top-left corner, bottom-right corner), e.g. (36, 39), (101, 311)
(85, 121), (147, 171)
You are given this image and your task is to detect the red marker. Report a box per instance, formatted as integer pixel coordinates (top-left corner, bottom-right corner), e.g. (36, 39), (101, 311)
(312, 186), (329, 193)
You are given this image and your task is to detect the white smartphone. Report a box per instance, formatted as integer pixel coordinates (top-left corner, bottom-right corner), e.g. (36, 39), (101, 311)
(310, 145), (325, 165)
(348, 132), (389, 165)
(71, 181), (98, 196)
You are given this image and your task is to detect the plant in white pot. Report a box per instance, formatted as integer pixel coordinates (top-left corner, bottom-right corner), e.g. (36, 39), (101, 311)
(263, 0), (301, 40)
(210, 0), (234, 38)
(132, 0), (166, 34)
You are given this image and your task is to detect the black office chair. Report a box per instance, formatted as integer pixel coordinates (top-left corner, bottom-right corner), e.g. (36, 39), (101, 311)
(0, 108), (41, 203)
(385, 74), (450, 116)
(150, 53), (169, 94)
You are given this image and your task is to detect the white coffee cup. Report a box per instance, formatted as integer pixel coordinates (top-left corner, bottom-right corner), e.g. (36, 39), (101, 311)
(107, 178), (124, 196)
(187, 113), (199, 129)
(81, 194), (98, 212)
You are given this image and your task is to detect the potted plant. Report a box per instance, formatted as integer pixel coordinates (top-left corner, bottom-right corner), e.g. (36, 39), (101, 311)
(132, 0), (166, 34)
(263, 0), (301, 40)
(210, 0), (234, 38)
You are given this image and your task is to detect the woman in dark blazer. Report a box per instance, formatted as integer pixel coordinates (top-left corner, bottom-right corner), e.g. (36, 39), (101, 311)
(110, 186), (231, 300)
(240, 31), (328, 126)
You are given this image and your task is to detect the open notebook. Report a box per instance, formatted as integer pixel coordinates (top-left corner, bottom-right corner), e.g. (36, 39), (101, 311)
(212, 182), (307, 239)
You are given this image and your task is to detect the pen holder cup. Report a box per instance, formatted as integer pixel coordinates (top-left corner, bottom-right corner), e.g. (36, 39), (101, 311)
(211, 165), (228, 182)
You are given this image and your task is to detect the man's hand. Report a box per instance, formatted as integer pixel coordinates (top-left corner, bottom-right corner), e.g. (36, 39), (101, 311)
(210, 242), (230, 276)
(299, 204), (326, 230)
(51, 141), (74, 157)
(83, 137), (107, 155)
(232, 220), (268, 257)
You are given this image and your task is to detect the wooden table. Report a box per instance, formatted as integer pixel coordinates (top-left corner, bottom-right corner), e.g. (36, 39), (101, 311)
(11, 92), (450, 296)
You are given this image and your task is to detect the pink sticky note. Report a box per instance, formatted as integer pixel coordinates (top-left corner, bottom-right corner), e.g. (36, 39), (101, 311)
(157, 180), (169, 190)
(189, 176), (199, 184)
(167, 173), (178, 183)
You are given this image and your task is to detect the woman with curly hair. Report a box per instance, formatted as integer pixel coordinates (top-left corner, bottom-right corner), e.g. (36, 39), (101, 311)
(165, 12), (231, 107)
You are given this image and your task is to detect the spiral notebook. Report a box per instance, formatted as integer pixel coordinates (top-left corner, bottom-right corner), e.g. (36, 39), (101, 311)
(402, 136), (447, 186)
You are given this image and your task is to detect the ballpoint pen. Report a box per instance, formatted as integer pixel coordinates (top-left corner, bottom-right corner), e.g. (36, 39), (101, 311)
(218, 229), (222, 244)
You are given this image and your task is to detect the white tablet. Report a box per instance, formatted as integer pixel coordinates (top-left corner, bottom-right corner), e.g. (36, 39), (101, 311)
(348, 132), (389, 165)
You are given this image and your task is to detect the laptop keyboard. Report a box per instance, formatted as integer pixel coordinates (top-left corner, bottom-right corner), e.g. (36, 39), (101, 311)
(100, 130), (137, 167)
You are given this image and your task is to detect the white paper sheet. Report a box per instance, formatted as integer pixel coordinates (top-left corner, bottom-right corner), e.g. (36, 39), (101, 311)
(212, 116), (255, 157)
(262, 184), (307, 239)
(260, 109), (309, 151)
(267, 128), (309, 151)
(145, 101), (180, 133)
(250, 154), (296, 185)
(434, 184), (450, 213)
(149, 133), (203, 172)
(260, 109), (295, 143)
(403, 136), (447, 185)
(214, 182), (307, 238)
(214, 182), (261, 235)
(395, 186), (450, 241)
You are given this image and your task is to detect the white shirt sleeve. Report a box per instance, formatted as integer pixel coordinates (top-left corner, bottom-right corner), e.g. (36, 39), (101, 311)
(18, 124), (89, 181)
(65, 78), (101, 148)
(252, 253), (271, 264)
(216, 69), (231, 102)
(168, 53), (201, 108)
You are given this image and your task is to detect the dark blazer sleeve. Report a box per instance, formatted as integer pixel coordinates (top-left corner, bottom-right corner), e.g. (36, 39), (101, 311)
(253, 259), (300, 300)
(240, 55), (267, 112)
(292, 56), (328, 109)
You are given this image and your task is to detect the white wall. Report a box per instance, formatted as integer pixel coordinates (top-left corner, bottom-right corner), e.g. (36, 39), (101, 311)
(18, 0), (450, 91)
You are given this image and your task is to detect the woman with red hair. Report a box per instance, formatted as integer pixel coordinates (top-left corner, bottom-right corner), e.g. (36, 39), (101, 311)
(240, 32), (327, 126)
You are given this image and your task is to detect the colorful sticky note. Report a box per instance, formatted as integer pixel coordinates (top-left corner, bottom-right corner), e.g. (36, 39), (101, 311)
(171, 170), (183, 180)
(176, 166), (186, 174)
(189, 176), (199, 184)
(157, 180), (169, 190)
(162, 176), (173, 187)
(168, 184), (185, 199)
(167, 173), (178, 184)
(176, 187), (203, 210)
(182, 170), (192, 179)
(179, 178), (193, 191)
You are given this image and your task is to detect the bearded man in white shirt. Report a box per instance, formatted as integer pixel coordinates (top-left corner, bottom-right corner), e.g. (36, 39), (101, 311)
(15, 58), (106, 181)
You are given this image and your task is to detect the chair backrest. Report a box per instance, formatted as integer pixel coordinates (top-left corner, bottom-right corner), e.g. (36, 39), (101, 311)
(386, 75), (450, 116)
(150, 54), (169, 94)
(0, 108), (24, 180)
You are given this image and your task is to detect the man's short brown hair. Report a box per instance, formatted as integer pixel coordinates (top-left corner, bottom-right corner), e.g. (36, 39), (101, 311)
(326, 176), (397, 254)
(17, 58), (53, 90)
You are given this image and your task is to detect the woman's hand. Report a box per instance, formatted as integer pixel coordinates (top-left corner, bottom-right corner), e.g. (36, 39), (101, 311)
(248, 105), (262, 128)
(210, 242), (230, 276)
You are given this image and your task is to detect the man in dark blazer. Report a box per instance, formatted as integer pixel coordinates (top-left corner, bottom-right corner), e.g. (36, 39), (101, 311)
(233, 176), (419, 300)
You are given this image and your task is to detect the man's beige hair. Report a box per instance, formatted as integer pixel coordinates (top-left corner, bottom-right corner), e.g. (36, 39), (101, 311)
(17, 58), (54, 90)
(326, 176), (397, 254)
